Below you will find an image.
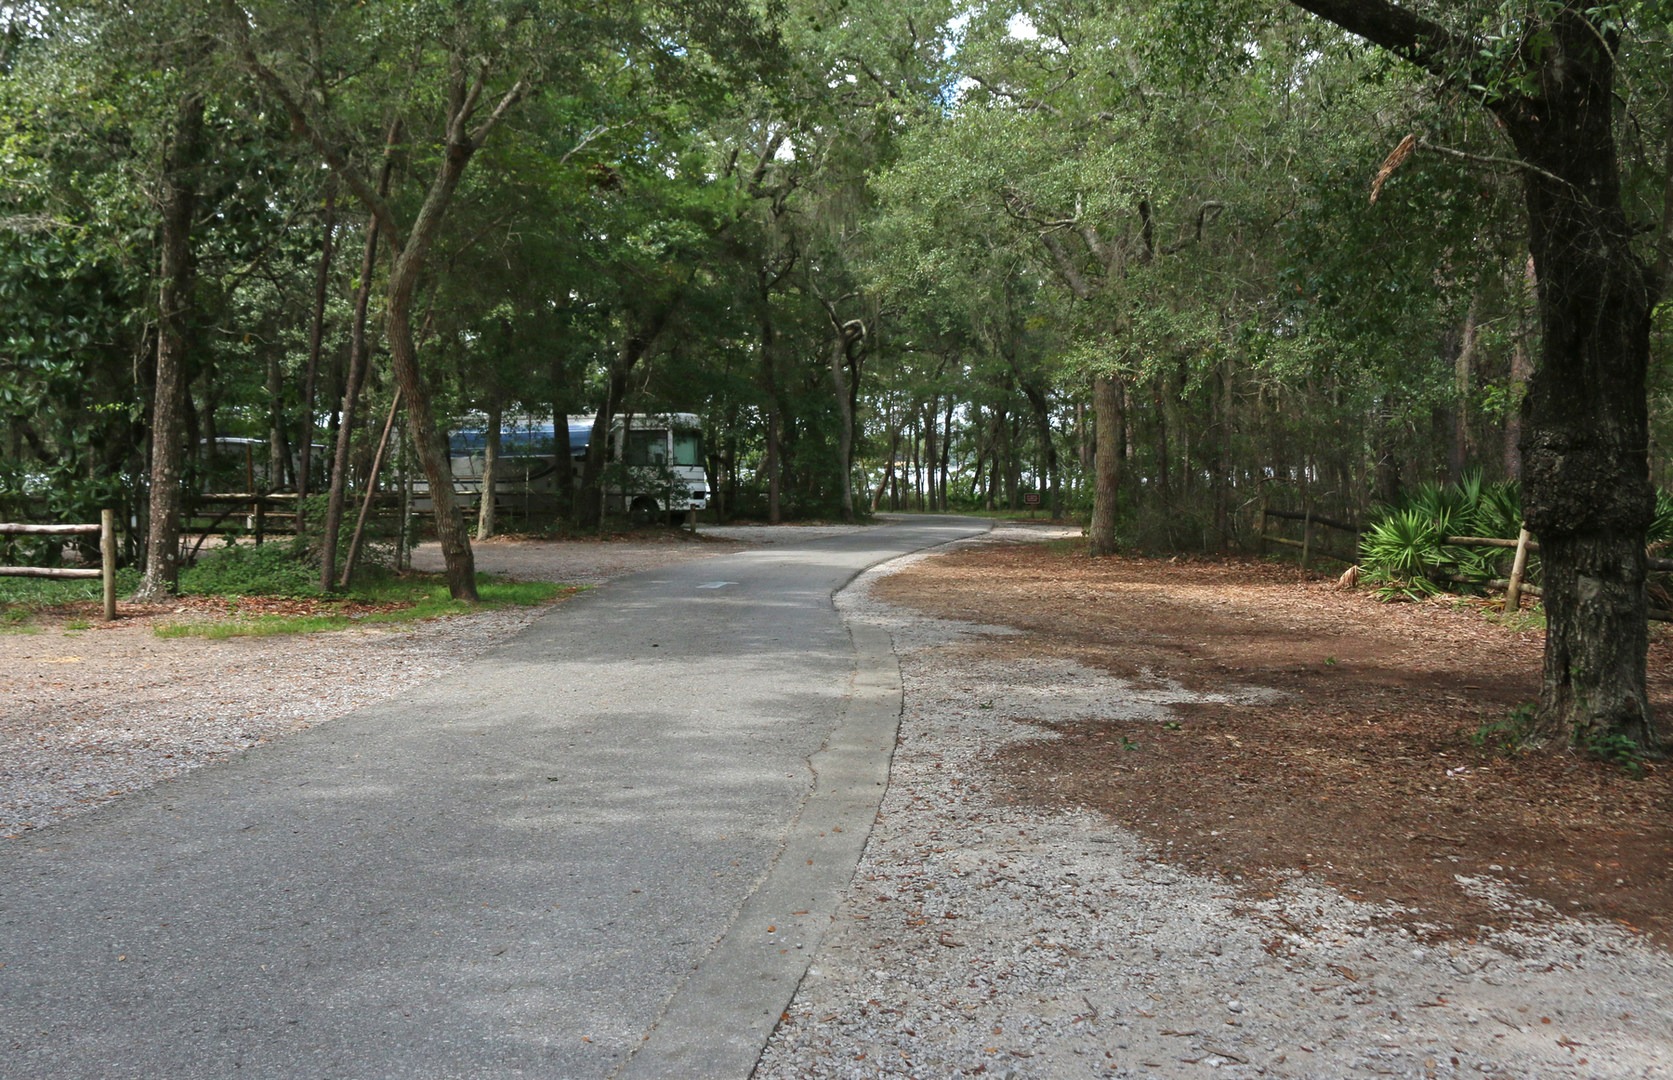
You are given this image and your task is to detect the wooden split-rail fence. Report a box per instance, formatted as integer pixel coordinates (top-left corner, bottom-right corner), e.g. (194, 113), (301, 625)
(0, 509), (118, 620)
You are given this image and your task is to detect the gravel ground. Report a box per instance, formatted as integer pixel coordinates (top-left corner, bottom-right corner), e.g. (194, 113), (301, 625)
(756, 532), (1673, 1079)
(5, 522), (1670, 1077)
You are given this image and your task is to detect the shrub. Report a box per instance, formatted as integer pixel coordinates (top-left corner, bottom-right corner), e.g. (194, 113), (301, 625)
(1358, 508), (1443, 600)
(1358, 472), (1529, 598)
(179, 541), (321, 597)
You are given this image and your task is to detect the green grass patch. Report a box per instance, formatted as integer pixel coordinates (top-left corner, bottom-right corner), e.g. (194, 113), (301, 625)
(1, 544), (572, 639)
(0, 567), (141, 630)
(179, 543), (322, 597)
(0, 567), (140, 607)
(154, 613), (361, 640)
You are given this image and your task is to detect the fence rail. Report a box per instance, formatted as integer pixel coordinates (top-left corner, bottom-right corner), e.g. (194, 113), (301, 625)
(1258, 503), (1672, 621)
(1254, 501), (1359, 568)
(0, 509), (117, 620)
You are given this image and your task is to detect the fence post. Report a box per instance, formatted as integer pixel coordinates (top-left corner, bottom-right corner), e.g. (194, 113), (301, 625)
(1300, 505), (1313, 571)
(1505, 526), (1532, 612)
(101, 508), (116, 621)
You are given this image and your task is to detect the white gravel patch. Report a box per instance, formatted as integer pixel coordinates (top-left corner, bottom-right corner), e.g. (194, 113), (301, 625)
(755, 527), (1673, 1079)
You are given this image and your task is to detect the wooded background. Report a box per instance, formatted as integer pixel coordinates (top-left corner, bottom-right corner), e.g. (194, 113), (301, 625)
(0, 1), (1667, 567)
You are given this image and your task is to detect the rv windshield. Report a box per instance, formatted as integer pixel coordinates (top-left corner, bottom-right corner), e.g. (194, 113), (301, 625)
(624, 429), (667, 466)
(672, 430), (703, 467)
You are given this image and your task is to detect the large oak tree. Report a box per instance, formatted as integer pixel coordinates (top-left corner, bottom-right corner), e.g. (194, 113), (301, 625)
(1282, 0), (1664, 750)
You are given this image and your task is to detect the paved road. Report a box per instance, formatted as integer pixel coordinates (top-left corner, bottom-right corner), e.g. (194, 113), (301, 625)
(0, 516), (988, 1080)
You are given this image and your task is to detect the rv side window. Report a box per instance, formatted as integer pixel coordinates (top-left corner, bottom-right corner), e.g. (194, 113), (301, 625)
(672, 430), (703, 467)
(624, 429), (666, 466)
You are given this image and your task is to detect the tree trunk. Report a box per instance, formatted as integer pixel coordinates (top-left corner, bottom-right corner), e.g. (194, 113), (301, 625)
(871, 426), (897, 514)
(1288, 0), (1660, 749)
(321, 119), (400, 592)
(1089, 374), (1122, 555)
(578, 350), (629, 530)
(549, 355), (574, 521)
(266, 346), (287, 490)
(1450, 298), (1479, 483)
(1152, 377), (1172, 509)
(386, 251), (476, 600)
(1504, 257), (1536, 481)
(578, 323), (664, 529)
(1214, 361), (1233, 552)
(227, 26), (530, 601)
(766, 410), (783, 522)
(298, 184), (336, 511)
(477, 399), (501, 539)
(922, 399), (939, 512)
(1019, 384), (1059, 519)
(939, 399), (954, 510)
(1502, 72), (1657, 748)
(827, 318), (864, 523)
(135, 91), (204, 602)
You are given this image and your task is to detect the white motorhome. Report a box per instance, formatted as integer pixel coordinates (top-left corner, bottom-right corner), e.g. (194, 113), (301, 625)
(443, 412), (711, 523)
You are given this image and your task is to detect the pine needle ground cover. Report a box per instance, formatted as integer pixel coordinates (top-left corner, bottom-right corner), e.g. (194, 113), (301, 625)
(877, 543), (1673, 944)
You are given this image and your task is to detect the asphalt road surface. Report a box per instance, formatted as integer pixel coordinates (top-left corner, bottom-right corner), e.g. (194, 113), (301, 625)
(0, 515), (989, 1080)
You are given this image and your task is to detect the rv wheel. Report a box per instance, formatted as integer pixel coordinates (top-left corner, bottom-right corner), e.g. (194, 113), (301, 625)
(629, 496), (658, 526)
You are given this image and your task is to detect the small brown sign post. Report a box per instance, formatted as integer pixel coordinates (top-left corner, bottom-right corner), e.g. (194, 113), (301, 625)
(1023, 492), (1041, 518)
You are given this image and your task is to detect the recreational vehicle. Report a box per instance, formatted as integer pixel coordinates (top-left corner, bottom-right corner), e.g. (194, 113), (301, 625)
(441, 412), (710, 523)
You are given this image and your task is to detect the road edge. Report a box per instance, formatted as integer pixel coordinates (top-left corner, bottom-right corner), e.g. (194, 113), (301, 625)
(609, 615), (902, 1080)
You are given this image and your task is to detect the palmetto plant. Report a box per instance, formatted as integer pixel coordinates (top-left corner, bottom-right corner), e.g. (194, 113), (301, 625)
(1475, 481), (1523, 541)
(1359, 472), (1524, 599)
(1649, 489), (1673, 550)
(1359, 508), (1444, 600)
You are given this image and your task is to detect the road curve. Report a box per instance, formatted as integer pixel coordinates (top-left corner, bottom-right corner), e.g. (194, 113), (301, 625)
(0, 515), (988, 1080)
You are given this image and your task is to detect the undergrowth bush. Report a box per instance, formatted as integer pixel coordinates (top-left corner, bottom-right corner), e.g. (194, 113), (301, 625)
(1652, 489), (1673, 549)
(1359, 473), (1525, 600)
(1360, 473), (1670, 604)
(291, 493), (399, 577)
(180, 541), (321, 597)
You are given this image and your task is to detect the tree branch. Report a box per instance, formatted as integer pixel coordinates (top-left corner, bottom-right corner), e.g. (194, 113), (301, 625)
(1037, 228), (1096, 300)
(1284, 0), (1476, 83)
(1160, 200), (1225, 255)
(1417, 138), (1578, 193)
(467, 77), (528, 147)
(218, 1), (403, 249)
(558, 124), (612, 168)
